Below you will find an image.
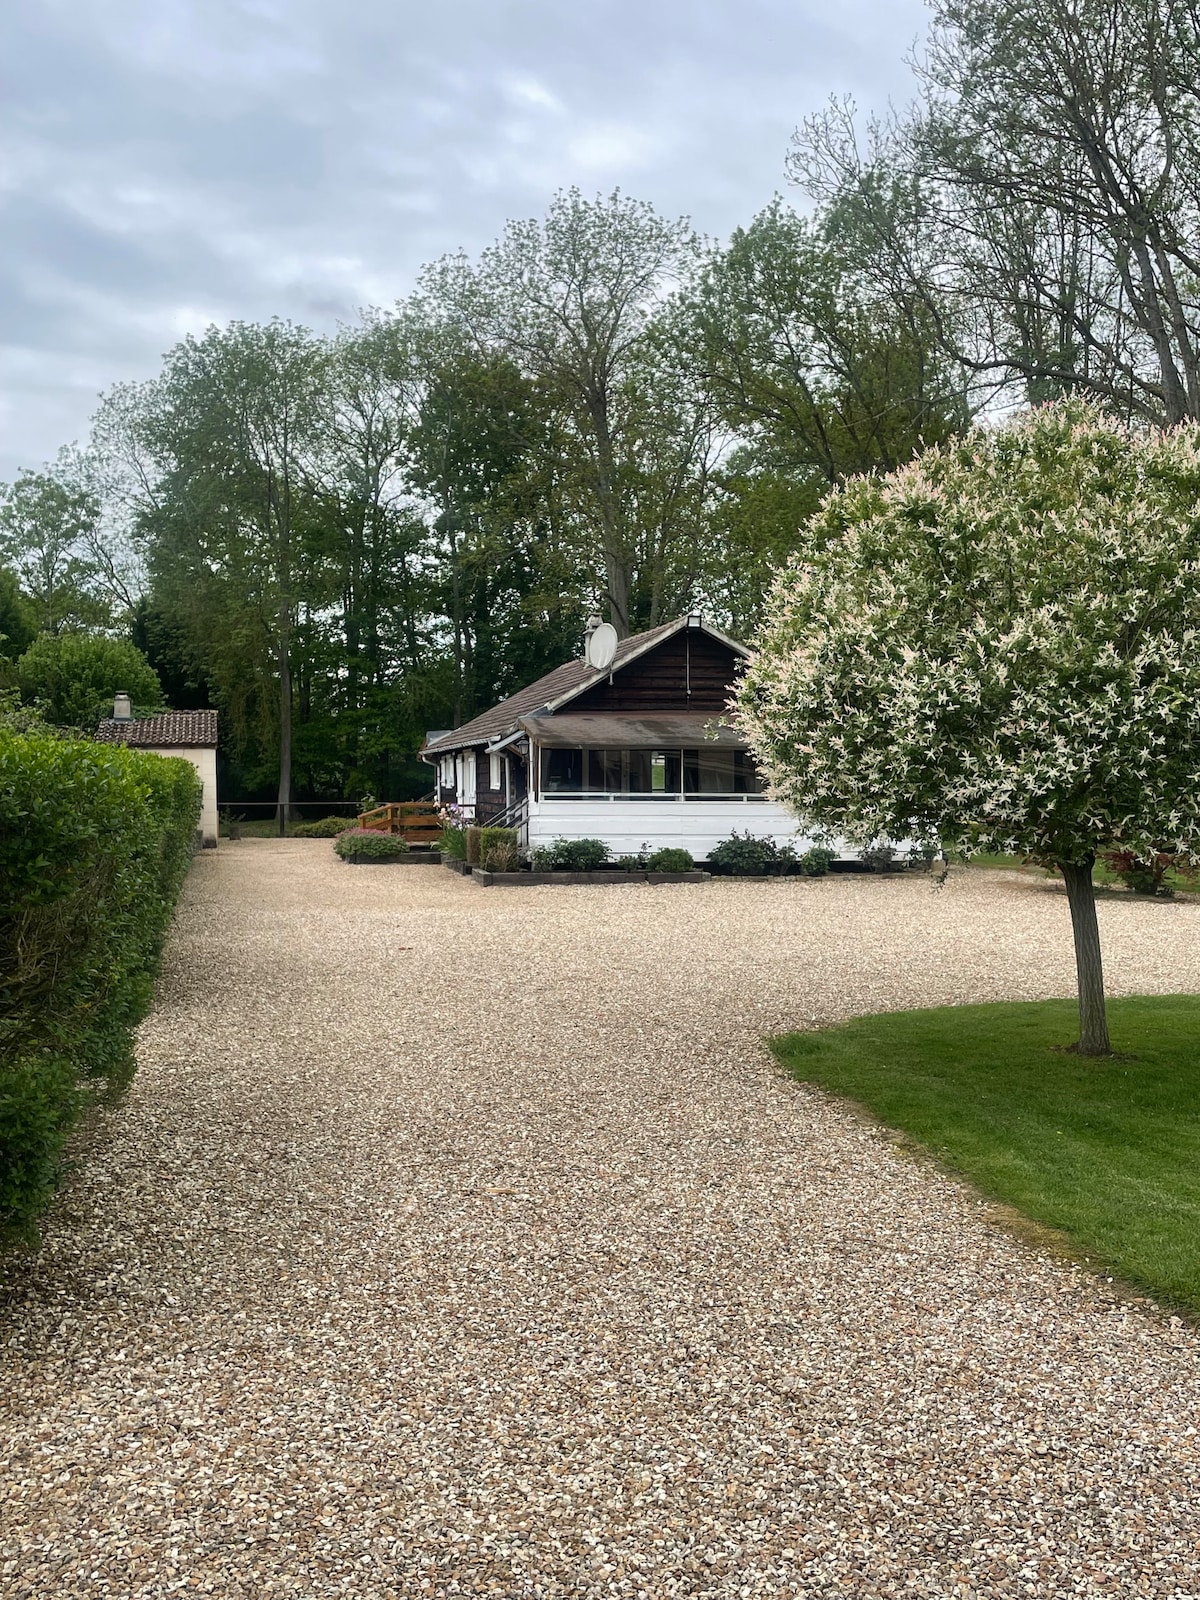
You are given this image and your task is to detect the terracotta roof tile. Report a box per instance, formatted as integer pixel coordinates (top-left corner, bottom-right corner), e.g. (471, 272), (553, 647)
(96, 710), (218, 748)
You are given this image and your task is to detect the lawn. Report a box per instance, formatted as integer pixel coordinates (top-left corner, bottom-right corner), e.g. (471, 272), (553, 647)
(772, 997), (1200, 1315)
(967, 852), (1196, 894)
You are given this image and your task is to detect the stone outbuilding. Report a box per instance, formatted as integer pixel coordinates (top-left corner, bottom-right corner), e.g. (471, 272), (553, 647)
(96, 699), (219, 847)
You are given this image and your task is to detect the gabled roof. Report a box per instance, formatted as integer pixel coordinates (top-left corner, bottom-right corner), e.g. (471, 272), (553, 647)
(422, 616), (748, 757)
(96, 710), (218, 748)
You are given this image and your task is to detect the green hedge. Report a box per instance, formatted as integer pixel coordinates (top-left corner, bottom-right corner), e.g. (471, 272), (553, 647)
(0, 729), (201, 1234)
(292, 815), (354, 837)
(478, 826), (519, 872)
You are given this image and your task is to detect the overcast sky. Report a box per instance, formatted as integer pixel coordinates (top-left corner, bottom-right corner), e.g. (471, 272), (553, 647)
(1, 0), (929, 483)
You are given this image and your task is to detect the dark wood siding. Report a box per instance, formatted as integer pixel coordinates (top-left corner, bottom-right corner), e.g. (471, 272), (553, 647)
(473, 746), (508, 824)
(568, 631), (742, 714)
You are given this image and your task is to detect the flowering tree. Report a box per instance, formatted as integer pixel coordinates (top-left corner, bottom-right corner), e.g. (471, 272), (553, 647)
(736, 402), (1200, 1054)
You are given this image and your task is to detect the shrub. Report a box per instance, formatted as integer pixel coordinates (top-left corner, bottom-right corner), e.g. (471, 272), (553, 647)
(557, 838), (609, 870)
(647, 847), (695, 872)
(479, 826), (519, 873)
(292, 816), (353, 838)
(333, 828), (409, 861)
(531, 837), (610, 871)
(0, 729), (200, 1234)
(707, 830), (780, 875)
(799, 845), (836, 877)
(859, 842), (899, 873)
(466, 825), (482, 865)
(16, 634), (163, 730)
(1099, 849), (1183, 897)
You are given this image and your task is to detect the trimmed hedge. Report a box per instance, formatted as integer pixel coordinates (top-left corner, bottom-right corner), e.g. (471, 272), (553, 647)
(478, 826), (519, 872)
(0, 729), (201, 1234)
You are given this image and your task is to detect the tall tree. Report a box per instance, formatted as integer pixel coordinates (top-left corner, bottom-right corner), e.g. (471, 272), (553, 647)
(0, 569), (35, 663)
(405, 341), (582, 721)
(679, 199), (971, 484)
(792, 2), (1200, 422)
(140, 321), (328, 828)
(0, 464), (111, 635)
(426, 188), (698, 636)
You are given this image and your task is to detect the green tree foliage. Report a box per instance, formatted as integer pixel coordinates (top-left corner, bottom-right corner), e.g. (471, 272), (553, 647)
(16, 187), (980, 808)
(427, 188), (707, 635)
(682, 199), (970, 484)
(403, 341), (585, 722)
(0, 568), (35, 662)
(738, 402), (1200, 1055)
(16, 633), (163, 729)
(0, 466), (112, 635)
(138, 320), (328, 827)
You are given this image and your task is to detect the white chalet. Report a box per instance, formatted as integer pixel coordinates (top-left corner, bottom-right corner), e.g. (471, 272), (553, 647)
(420, 613), (830, 862)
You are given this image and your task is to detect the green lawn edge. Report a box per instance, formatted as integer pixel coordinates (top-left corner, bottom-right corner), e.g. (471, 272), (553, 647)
(771, 996), (1200, 1317)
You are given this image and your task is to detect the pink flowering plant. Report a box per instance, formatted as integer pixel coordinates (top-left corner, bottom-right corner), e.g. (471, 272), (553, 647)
(437, 802), (470, 860)
(736, 400), (1200, 1056)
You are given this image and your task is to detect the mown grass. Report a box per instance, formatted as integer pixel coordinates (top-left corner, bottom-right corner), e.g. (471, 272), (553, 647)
(772, 997), (1200, 1315)
(967, 852), (1195, 893)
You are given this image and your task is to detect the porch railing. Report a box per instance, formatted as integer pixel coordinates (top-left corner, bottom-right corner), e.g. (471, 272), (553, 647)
(537, 791), (769, 803)
(357, 801), (444, 844)
(484, 794), (529, 847)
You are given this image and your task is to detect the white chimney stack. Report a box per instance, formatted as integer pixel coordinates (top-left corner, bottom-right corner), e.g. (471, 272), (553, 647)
(113, 692), (132, 720)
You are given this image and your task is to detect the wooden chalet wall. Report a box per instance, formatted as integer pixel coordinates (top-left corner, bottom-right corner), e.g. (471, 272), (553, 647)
(474, 749), (508, 824)
(568, 631), (740, 714)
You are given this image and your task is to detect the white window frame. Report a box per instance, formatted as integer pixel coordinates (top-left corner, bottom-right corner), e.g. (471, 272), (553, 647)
(458, 752), (477, 805)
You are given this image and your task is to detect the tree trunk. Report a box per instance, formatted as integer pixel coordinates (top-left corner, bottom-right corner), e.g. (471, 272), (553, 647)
(277, 634), (292, 836)
(1059, 857), (1111, 1055)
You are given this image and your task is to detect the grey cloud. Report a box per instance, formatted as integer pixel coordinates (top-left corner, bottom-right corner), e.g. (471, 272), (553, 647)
(0, 0), (928, 481)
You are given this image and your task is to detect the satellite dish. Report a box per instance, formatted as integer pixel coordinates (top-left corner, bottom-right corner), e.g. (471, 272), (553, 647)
(586, 622), (618, 671)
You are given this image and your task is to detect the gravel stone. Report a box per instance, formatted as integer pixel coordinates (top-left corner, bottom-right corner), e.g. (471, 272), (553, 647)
(2, 842), (1199, 1598)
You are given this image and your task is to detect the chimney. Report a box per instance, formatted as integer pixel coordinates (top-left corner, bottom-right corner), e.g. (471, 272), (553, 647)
(113, 692), (132, 721)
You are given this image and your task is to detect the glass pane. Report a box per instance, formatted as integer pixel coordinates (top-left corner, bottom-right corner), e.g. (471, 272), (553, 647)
(683, 747), (763, 794)
(650, 751), (680, 792)
(626, 750), (651, 792)
(587, 749), (624, 792)
(733, 749), (763, 794)
(542, 747), (583, 792)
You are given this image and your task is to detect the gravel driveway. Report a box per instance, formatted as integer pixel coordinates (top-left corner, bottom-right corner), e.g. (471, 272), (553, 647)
(3, 842), (1200, 1599)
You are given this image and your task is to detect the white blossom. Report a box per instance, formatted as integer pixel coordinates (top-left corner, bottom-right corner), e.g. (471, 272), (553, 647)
(735, 402), (1200, 867)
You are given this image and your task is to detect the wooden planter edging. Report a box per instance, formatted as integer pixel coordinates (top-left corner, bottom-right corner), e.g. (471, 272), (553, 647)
(441, 856), (472, 874)
(342, 853), (443, 866)
(472, 868), (711, 887)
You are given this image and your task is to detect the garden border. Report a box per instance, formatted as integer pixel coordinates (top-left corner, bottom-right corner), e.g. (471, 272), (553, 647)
(471, 868), (710, 886)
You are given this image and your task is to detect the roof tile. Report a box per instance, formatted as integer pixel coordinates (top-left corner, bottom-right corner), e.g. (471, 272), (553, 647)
(96, 710), (218, 748)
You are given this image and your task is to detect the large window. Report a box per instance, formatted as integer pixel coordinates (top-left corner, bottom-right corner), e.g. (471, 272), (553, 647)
(683, 747), (762, 795)
(542, 747), (583, 792)
(542, 746), (761, 797)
